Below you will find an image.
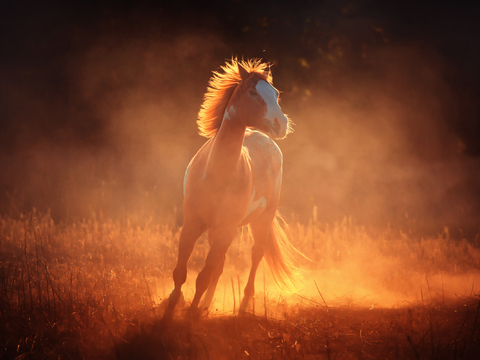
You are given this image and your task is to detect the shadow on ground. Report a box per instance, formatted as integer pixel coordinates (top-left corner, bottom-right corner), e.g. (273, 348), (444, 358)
(110, 297), (480, 360)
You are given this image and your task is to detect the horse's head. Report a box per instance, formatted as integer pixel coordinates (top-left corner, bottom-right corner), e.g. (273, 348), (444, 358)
(225, 64), (290, 139)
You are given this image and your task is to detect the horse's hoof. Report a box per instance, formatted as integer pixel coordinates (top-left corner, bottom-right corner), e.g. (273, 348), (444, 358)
(160, 289), (185, 323)
(176, 291), (186, 307)
(239, 295), (253, 313)
(169, 289), (184, 302)
(188, 306), (208, 321)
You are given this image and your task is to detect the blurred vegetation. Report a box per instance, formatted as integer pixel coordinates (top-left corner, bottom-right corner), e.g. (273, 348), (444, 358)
(1, 209), (480, 358)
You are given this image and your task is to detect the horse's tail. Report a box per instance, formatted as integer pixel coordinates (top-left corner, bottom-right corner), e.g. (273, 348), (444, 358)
(262, 211), (308, 289)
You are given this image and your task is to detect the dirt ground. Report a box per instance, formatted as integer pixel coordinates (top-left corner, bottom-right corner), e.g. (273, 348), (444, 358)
(112, 297), (480, 360)
(2, 213), (480, 359)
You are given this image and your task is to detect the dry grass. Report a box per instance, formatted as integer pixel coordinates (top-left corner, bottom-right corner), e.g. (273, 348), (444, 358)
(114, 300), (480, 360)
(1, 209), (480, 359)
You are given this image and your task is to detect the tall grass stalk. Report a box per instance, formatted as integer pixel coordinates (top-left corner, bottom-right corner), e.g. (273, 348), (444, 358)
(1, 209), (479, 358)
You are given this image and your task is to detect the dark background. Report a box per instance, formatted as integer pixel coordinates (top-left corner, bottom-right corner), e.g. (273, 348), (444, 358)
(1, 0), (479, 237)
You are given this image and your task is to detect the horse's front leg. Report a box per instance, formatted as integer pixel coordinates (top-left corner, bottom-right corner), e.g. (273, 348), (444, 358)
(163, 220), (205, 323)
(190, 226), (236, 315)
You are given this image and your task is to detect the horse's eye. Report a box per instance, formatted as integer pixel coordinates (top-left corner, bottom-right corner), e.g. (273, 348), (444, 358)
(249, 90), (257, 96)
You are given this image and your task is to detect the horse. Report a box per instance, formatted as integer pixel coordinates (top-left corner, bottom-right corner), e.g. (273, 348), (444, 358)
(163, 58), (301, 320)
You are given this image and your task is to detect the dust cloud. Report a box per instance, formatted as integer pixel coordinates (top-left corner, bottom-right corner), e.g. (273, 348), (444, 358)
(1, 31), (227, 223)
(2, 34), (478, 235)
(1, 10), (479, 312)
(280, 45), (479, 236)
(154, 222), (480, 315)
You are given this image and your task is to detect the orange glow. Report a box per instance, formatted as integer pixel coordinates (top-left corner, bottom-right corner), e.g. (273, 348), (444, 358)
(153, 220), (480, 316)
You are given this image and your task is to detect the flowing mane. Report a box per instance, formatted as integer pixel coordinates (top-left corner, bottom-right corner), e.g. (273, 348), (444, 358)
(197, 58), (273, 138)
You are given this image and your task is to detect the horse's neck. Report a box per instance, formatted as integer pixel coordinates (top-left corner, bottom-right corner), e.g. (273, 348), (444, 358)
(207, 115), (246, 179)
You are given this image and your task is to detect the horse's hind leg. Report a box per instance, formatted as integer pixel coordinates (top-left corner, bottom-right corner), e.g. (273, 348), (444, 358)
(163, 220), (205, 322)
(239, 221), (271, 312)
(190, 227), (235, 312)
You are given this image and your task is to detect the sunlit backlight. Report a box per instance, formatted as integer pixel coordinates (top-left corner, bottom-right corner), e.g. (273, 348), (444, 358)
(153, 221), (480, 318)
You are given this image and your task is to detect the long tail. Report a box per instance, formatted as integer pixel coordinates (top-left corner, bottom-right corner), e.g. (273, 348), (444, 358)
(262, 211), (309, 289)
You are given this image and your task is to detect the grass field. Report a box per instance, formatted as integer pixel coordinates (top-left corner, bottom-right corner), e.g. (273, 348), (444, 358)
(1, 210), (480, 359)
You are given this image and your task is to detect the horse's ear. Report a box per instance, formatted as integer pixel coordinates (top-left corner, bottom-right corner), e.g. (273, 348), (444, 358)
(262, 64), (271, 80)
(238, 63), (250, 81)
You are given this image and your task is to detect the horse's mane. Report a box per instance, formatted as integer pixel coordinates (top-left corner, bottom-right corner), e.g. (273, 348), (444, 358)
(197, 58), (273, 138)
